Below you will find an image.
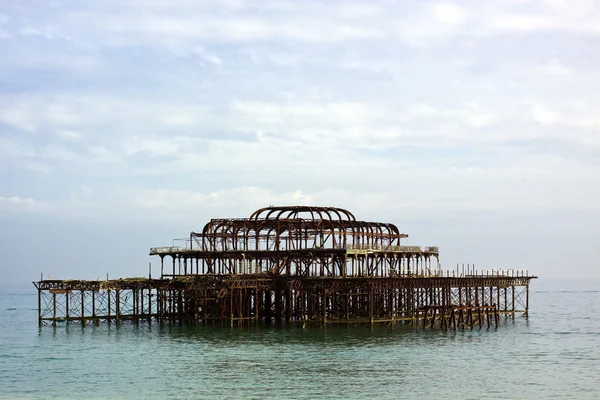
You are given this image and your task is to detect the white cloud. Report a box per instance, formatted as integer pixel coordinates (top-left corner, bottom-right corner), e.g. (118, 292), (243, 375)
(19, 25), (69, 41)
(430, 2), (467, 25)
(227, 100), (501, 150)
(0, 196), (52, 214)
(0, 95), (210, 132)
(193, 47), (223, 65)
(402, 103), (496, 129)
(484, 1), (600, 35)
(0, 137), (35, 158)
(232, 101), (380, 129)
(99, 10), (383, 45)
(488, 13), (555, 32)
(134, 186), (311, 213)
(528, 103), (600, 146)
(229, 101), (400, 149)
(57, 130), (83, 140)
(532, 105), (560, 126)
(0, 13), (9, 38)
(129, 155), (600, 223)
(121, 136), (187, 157)
(535, 59), (572, 76)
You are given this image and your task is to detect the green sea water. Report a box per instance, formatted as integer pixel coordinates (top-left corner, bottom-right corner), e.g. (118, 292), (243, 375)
(0, 290), (599, 399)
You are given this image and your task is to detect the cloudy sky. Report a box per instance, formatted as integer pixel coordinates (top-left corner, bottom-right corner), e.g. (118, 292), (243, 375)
(1, 0), (599, 289)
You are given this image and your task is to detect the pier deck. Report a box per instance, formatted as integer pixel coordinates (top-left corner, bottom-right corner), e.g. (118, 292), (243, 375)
(34, 273), (534, 329)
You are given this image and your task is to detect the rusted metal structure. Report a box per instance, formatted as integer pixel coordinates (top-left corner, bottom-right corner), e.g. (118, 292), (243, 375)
(34, 206), (536, 329)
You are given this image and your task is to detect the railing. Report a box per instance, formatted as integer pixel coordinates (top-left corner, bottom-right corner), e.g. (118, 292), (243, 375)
(345, 244), (439, 253)
(150, 246), (187, 255)
(417, 269), (533, 278)
(150, 244), (440, 254)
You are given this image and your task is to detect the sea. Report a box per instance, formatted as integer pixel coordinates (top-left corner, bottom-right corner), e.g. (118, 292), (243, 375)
(0, 288), (598, 400)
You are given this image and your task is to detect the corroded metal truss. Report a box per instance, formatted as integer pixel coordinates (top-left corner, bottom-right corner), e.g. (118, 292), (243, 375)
(151, 206), (440, 277)
(34, 206), (536, 329)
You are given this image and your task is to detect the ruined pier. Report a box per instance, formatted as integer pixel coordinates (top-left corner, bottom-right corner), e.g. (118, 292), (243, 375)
(34, 206), (536, 329)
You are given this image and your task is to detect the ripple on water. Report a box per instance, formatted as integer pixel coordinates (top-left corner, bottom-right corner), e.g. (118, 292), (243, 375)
(0, 291), (599, 399)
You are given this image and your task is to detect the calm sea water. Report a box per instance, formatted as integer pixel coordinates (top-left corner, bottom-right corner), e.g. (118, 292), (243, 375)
(0, 289), (599, 399)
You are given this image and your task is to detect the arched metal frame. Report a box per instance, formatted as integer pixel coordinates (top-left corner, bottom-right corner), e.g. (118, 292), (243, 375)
(153, 206), (439, 278)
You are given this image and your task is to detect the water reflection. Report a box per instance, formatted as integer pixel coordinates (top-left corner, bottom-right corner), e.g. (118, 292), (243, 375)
(155, 322), (494, 349)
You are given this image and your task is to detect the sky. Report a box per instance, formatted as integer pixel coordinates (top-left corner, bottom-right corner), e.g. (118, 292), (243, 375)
(1, 0), (599, 290)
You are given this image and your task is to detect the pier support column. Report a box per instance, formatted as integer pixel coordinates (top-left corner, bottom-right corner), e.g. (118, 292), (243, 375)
(511, 285), (515, 319)
(52, 293), (56, 327)
(275, 280), (283, 323)
(81, 291), (86, 327)
(322, 284), (327, 326)
(37, 287), (42, 327)
(107, 289), (111, 322)
(285, 282), (293, 323)
(368, 283), (373, 326)
(65, 291), (69, 323)
(525, 284), (529, 317)
(92, 290), (97, 325)
(115, 290), (120, 323)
